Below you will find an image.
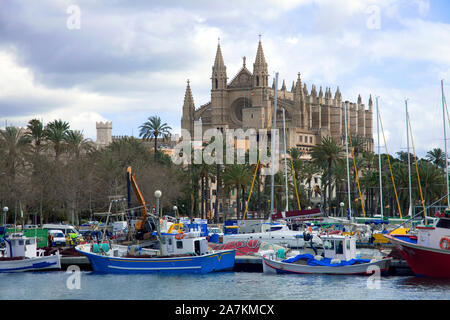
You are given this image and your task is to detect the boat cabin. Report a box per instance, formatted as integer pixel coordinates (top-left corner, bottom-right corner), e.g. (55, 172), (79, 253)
(160, 232), (209, 256)
(416, 211), (450, 249)
(1, 233), (40, 258)
(322, 235), (357, 261)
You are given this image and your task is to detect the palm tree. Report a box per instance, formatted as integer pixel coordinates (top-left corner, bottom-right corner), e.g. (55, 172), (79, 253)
(139, 116), (172, 160)
(0, 126), (31, 178)
(26, 119), (46, 154)
(64, 130), (93, 158)
(45, 119), (70, 159)
(426, 148), (446, 169)
(223, 164), (252, 220)
(310, 136), (343, 215)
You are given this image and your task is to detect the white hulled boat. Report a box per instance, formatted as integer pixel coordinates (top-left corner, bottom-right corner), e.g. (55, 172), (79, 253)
(0, 232), (61, 272)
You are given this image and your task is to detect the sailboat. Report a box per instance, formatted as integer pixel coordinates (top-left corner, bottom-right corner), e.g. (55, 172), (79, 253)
(385, 80), (450, 278)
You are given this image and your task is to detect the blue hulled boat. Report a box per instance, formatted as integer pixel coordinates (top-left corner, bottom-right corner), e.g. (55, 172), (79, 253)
(75, 230), (235, 274)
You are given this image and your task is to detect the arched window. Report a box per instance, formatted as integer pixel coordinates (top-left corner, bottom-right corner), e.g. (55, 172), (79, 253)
(256, 76), (259, 87)
(215, 78), (218, 89)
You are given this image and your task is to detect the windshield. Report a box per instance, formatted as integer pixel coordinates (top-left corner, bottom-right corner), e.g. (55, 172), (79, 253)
(52, 232), (64, 237)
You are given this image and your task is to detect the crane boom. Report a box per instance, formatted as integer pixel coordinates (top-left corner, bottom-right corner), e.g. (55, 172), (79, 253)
(126, 166), (148, 231)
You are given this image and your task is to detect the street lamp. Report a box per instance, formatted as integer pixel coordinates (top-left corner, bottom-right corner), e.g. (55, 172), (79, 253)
(340, 202), (344, 217)
(154, 190), (162, 217)
(3, 207), (8, 226)
(173, 205), (178, 219)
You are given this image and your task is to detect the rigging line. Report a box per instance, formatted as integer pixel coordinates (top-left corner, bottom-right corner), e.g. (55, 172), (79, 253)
(408, 118), (428, 224)
(379, 112), (403, 218)
(289, 147), (301, 211)
(346, 123), (365, 218)
(241, 96), (274, 222)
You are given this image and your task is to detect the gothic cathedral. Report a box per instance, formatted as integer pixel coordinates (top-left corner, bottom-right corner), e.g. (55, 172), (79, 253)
(181, 39), (374, 153)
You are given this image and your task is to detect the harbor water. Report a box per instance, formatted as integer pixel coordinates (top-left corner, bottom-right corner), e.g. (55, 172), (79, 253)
(1, 271), (450, 300)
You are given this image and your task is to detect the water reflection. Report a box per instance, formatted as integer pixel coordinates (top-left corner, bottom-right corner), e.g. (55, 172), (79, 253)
(399, 276), (450, 290)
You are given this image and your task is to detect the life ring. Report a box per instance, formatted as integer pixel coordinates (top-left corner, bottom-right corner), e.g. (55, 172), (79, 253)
(439, 237), (450, 250)
(175, 232), (185, 240)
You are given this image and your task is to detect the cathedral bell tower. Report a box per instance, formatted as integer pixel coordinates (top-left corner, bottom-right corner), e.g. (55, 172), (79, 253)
(210, 40), (228, 127)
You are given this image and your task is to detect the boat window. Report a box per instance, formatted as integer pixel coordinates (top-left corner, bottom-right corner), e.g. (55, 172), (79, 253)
(161, 236), (166, 245)
(19, 240), (24, 245)
(323, 240), (334, 250)
(194, 240), (201, 255)
(25, 240), (31, 245)
(336, 240), (344, 254)
(346, 240), (350, 251)
(168, 238), (172, 246)
(270, 226), (283, 231)
(436, 218), (450, 229)
(176, 241), (183, 249)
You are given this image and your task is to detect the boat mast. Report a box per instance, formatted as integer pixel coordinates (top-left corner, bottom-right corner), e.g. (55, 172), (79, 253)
(376, 97), (384, 221)
(406, 100), (413, 216)
(344, 102), (352, 220)
(270, 72), (279, 223)
(282, 107), (289, 212)
(442, 80), (450, 210)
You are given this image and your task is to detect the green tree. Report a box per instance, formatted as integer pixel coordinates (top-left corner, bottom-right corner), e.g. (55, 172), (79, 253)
(139, 116), (172, 161)
(45, 119), (70, 159)
(310, 136), (343, 215)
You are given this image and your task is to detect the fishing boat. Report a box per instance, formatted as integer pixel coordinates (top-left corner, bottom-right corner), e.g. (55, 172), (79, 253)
(0, 231), (61, 272)
(261, 234), (391, 275)
(75, 226), (235, 274)
(385, 210), (450, 278)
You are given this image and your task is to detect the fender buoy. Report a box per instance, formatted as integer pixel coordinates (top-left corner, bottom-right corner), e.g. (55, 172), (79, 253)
(439, 237), (450, 250)
(175, 232), (185, 240)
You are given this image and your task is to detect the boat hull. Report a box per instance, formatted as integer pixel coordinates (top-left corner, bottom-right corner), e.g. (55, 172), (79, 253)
(262, 255), (391, 275)
(385, 234), (450, 278)
(75, 247), (236, 274)
(0, 253), (61, 273)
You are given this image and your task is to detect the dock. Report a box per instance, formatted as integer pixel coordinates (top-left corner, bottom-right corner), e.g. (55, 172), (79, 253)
(61, 256), (92, 271)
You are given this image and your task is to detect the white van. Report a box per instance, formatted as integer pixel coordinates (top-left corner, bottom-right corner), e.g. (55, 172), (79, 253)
(48, 229), (66, 246)
(43, 224), (81, 236)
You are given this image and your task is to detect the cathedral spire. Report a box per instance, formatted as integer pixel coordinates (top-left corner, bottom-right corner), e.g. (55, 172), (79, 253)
(291, 81), (295, 92)
(281, 79), (286, 91)
(358, 94), (362, 105)
(319, 86), (323, 98)
(214, 42), (225, 69)
(295, 73), (303, 93)
(335, 86), (342, 100)
(181, 79), (195, 135)
(212, 41), (227, 90)
(253, 38), (268, 87)
(369, 94), (373, 109)
(183, 79), (195, 110)
(311, 84), (317, 97)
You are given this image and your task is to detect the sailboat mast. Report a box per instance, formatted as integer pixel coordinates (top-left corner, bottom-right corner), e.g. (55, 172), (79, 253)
(344, 102), (352, 220)
(406, 100), (413, 216)
(282, 108), (289, 212)
(376, 97), (384, 220)
(270, 72), (279, 222)
(442, 80), (450, 209)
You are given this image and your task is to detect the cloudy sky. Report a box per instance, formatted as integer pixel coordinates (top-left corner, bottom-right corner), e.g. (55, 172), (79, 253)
(1, 0), (450, 157)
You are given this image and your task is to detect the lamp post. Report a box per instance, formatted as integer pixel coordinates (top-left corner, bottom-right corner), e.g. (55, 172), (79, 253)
(154, 190), (162, 217)
(173, 205), (178, 220)
(3, 206), (8, 226)
(340, 202), (344, 218)
(154, 190), (162, 255)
